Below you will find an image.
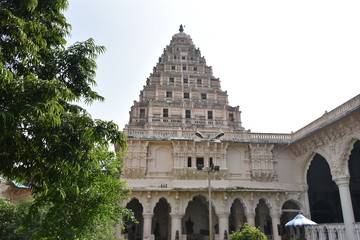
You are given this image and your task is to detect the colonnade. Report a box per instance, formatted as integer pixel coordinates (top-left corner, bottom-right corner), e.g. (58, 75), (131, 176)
(137, 209), (283, 240)
(124, 179), (358, 240)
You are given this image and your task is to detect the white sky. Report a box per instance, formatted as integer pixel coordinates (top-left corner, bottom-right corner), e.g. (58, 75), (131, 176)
(65, 0), (360, 133)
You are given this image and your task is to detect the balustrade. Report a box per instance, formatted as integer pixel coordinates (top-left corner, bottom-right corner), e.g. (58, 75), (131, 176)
(305, 223), (360, 240)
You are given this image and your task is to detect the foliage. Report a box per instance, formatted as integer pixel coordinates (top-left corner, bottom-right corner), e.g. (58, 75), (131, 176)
(0, 0), (131, 239)
(0, 195), (122, 240)
(0, 198), (45, 240)
(230, 223), (267, 240)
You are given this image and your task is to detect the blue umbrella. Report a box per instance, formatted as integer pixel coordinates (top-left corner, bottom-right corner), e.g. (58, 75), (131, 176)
(285, 214), (317, 240)
(285, 214), (317, 227)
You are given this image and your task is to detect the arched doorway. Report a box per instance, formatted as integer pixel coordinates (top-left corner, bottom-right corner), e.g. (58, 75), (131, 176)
(124, 198), (144, 240)
(349, 140), (360, 222)
(280, 200), (301, 240)
(229, 198), (247, 232)
(183, 195), (218, 240)
(152, 198), (171, 240)
(307, 154), (343, 223)
(255, 198), (272, 237)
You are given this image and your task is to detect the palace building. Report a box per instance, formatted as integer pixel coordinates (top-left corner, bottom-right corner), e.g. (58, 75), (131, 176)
(120, 25), (360, 240)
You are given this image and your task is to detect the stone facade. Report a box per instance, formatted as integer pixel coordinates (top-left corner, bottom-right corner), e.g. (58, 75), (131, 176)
(120, 26), (360, 240)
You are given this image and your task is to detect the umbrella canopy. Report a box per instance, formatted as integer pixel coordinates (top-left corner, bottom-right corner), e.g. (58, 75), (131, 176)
(285, 214), (317, 227)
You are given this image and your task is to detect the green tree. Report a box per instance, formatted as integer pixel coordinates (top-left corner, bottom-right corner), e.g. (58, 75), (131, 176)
(0, 0), (131, 239)
(230, 223), (267, 240)
(0, 198), (45, 240)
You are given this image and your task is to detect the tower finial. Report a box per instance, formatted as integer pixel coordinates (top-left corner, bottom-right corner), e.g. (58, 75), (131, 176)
(179, 24), (184, 32)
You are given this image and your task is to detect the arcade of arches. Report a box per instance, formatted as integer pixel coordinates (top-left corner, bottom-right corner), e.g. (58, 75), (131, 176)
(121, 140), (360, 240)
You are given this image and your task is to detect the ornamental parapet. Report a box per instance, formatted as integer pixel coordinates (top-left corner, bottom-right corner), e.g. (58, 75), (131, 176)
(124, 127), (291, 144)
(291, 94), (360, 142)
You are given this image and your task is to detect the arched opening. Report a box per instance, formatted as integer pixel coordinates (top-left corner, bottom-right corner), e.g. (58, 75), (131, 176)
(229, 198), (247, 232)
(349, 140), (360, 222)
(183, 195), (218, 240)
(280, 200), (301, 240)
(255, 198), (272, 237)
(323, 226), (329, 240)
(124, 198), (144, 240)
(152, 198), (171, 240)
(307, 154), (343, 223)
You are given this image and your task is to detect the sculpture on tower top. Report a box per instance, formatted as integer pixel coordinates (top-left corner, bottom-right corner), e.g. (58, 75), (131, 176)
(179, 24), (184, 32)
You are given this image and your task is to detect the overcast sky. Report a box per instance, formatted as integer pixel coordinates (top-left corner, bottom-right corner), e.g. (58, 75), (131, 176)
(65, 0), (360, 133)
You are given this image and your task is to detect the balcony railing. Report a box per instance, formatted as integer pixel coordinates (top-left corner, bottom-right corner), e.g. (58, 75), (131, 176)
(305, 223), (360, 240)
(124, 128), (291, 143)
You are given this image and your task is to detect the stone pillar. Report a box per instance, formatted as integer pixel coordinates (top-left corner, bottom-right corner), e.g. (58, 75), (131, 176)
(170, 213), (184, 240)
(218, 213), (230, 240)
(143, 213), (154, 240)
(246, 212), (255, 226)
(333, 176), (355, 240)
(271, 212), (281, 240)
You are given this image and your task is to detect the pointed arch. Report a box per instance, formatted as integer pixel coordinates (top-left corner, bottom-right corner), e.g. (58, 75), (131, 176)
(279, 200), (302, 239)
(255, 198), (272, 235)
(348, 139), (360, 222)
(181, 193), (219, 214)
(124, 198), (144, 240)
(182, 194), (218, 236)
(302, 150), (333, 184)
(307, 153), (343, 223)
(150, 195), (172, 212)
(152, 197), (171, 239)
(229, 197), (247, 232)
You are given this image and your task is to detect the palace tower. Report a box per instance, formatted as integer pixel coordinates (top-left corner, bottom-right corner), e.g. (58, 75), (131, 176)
(120, 26), (360, 240)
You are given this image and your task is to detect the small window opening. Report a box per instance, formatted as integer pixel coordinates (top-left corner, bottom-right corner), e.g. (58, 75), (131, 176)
(196, 158), (204, 168)
(163, 109), (168, 117)
(140, 109), (145, 118)
(187, 157), (192, 167)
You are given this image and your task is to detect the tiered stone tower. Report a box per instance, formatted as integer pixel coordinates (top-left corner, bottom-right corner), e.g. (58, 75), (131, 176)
(125, 25), (244, 133)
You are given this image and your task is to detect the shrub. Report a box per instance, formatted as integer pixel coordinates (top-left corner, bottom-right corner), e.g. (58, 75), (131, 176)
(230, 223), (267, 240)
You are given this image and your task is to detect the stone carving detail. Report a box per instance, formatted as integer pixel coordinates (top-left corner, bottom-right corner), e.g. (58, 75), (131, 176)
(123, 167), (147, 178)
(171, 168), (226, 180)
(249, 144), (277, 182)
(291, 115), (359, 157)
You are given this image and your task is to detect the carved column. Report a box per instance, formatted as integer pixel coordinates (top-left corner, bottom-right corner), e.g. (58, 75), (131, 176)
(271, 212), (281, 240)
(246, 212), (255, 226)
(170, 213), (184, 240)
(218, 213), (230, 240)
(333, 176), (355, 240)
(143, 213), (154, 240)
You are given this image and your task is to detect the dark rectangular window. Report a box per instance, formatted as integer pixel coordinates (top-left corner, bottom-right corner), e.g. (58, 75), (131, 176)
(169, 77), (174, 83)
(163, 109), (168, 117)
(185, 110), (191, 119)
(166, 91), (172, 98)
(184, 92), (190, 99)
(182, 56), (186, 60)
(182, 66), (186, 70)
(208, 111), (213, 120)
(140, 109), (145, 118)
(196, 158), (204, 168)
(197, 79), (202, 84)
(171, 66), (176, 70)
(201, 93), (207, 99)
(229, 113), (234, 122)
(183, 78), (188, 83)
(210, 157), (213, 168)
(187, 157), (192, 167)
(194, 67), (197, 71)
